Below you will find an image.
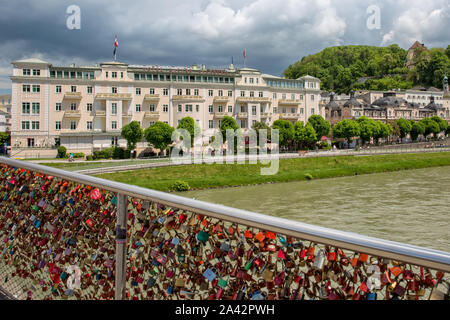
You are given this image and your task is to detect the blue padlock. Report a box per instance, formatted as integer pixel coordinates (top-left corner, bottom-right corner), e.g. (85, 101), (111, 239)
(367, 292), (377, 300)
(203, 268), (217, 282)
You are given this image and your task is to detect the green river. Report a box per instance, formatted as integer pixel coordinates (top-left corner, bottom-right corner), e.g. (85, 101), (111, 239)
(181, 166), (450, 252)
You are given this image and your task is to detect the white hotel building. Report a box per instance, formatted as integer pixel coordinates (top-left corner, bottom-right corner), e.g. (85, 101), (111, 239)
(10, 58), (321, 156)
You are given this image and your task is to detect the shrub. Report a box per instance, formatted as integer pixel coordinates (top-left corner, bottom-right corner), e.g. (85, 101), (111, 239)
(86, 155), (94, 161)
(171, 180), (190, 192)
(319, 141), (331, 150)
(304, 173), (313, 180)
(57, 146), (67, 158)
(113, 147), (125, 159)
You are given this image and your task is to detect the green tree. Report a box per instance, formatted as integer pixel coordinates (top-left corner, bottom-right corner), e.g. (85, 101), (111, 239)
(121, 121), (144, 151)
(419, 118), (440, 139)
(177, 116), (201, 146)
(251, 121), (271, 145)
(144, 121), (174, 156)
(0, 132), (9, 148)
(410, 121), (426, 141)
(272, 119), (295, 149)
(357, 116), (378, 145)
(373, 121), (393, 144)
(307, 115), (330, 141)
(430, 116), (448, 133)
(220, 116), (239, 141)
(294, 121), (317, 150)
(332, 119), (361, 147)
(396, 118), (413, 140)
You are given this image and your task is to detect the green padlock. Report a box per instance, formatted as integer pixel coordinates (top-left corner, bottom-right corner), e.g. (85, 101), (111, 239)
(196, 231), (210, 244)
(218, 277), (228, 288)
(32, 205), (39, 212)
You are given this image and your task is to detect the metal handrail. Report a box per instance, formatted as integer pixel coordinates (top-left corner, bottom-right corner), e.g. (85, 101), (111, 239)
(1, 156), (449, 272)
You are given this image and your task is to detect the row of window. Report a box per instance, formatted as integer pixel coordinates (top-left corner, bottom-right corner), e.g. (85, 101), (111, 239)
(266, 80), (305, 89)
(408, 95), (443, 100)
(49, 70), (95, 79)
(53, 121), (120, 130)
(22, 101), (310, 115)
(21, 84), (314, 100)
(134, 73), (234, 84)
(22, 69), (40, 76)
(1, 98), (11, 105)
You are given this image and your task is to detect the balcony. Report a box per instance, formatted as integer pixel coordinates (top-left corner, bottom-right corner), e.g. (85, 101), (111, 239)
(280, 113), (301, 120)
(213, 112), (231, 119)
(63, 92), (82, 100)
(278, 99), (301, 105)
(237, 112), (248, 118)
(236, 96), (271, 104)
(93, 110), (106, 117)
(122, 113), (132, 119)
(95, 93), (132, 101)
(144, 111), (159, 119)
(261, 112), (270, 118)
(172, 95), (205, 102)
(0, 157), (448, 300)
(213, 96), (229, 103)
(143, 94), (160, 101)
(63, 110), (81, 118)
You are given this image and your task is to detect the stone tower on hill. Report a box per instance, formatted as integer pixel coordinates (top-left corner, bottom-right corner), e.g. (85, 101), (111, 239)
(405, 41), (427, 70)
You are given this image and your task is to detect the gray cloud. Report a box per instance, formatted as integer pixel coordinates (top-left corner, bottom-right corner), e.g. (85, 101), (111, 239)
(0, 0), (449, 92)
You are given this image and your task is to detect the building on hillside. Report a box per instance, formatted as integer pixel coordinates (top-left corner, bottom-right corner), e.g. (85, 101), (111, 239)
(10, 58), (321, 156)
(405, 41), (427, 70)
(0, 94), (11, 133)
(324, 88), (450, 125)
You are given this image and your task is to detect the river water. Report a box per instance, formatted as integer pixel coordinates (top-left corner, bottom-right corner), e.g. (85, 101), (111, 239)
(181, 167), (450, 252)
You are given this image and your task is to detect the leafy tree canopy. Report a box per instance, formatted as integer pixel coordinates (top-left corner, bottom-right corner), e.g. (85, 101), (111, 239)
(332, 119), (361, 144)
(144, 121), (174, 152)
(396, 118), (413, 138)
(121, 121), (143, 151)
(283, 44), (450, 93)
(272, 119), (295, 147)
(307, 115), (330, 140)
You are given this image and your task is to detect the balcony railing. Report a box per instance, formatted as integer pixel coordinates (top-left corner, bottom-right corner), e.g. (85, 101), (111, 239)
(143, 111), (159, 119)
(63, 110), (81, 118)
(237, 112), (248, 118)
(94, 110), (106, 117)
(236, 97), (271, 104)
(95, 93), (132, 101)
(213, 96), (229, 103)
(213, 112), (231, 119)
(278, 99), (301, 105)
(172, 95), (205, 102)
(0, 157), (448, 300)
(143, 94), (160, 101)
(280, 113), (301, 120)
(63, 92), (82, 100)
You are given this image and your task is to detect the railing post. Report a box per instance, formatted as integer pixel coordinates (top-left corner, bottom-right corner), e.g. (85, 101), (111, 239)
(115, 193), (128, 300)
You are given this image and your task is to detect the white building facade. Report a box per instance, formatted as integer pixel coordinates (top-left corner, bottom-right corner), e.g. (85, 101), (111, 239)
(10, 58), (321, 155)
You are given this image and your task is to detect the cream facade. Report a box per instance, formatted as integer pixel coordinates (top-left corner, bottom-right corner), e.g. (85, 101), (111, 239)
(0, 94), (11, 133)
(10, 59), (321, 155)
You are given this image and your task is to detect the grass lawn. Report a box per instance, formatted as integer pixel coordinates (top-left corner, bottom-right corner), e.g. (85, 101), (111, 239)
(94, 152), (450, 192)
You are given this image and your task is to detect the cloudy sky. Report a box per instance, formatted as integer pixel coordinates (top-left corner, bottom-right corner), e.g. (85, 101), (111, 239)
(0, 0), (449, 93)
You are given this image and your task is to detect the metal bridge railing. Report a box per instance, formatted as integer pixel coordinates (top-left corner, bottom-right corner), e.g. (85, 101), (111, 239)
(0, 156), (448, 300)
